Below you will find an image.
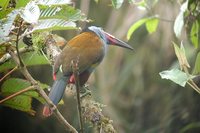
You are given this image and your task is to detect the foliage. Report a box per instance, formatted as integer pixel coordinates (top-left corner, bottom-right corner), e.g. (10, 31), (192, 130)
(1, 0), (200, 132)
(0, 0), (86, 114)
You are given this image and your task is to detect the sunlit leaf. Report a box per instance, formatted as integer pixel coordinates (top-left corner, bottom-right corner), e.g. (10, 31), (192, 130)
(0, 51), (49, 72)
(180, 0), (189, 12)
(111, 0), (124, 9)
(32, 19), (76, 32)
(193, 52), (200, 74)
(20, 1), (40, 23)
(190, 20), (199, 48)
(127, 16), (158, 40)
(0, 0), (10, 9)
(37, 0), (72, 6)
(173, 42), (190, 70)
(173, 0), (188, 38)
(145, 17), (159, 34)
(0, 8), (14, 19)
(159, 68), (194, 87)
(0, 10), (19, 38)
(40, 5), (86, 21)
(174, 11), (184, 38)
(127, 18), (148, 40)
(16, 0), (30, 8)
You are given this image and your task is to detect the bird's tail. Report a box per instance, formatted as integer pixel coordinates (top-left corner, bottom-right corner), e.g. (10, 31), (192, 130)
(43, 76), (68, 117)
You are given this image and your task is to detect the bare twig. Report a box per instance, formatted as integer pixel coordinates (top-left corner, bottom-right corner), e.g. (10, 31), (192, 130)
(0, 29), (33, 46)
(0, 85), (35, 104)
(0, 66), (18, 82)
(16, 20), (24, 67)
(7, 47), (78, 133)
(71, 60), (84, 133)
(0, 47), (34, 64)
(183, 66), (200, 94)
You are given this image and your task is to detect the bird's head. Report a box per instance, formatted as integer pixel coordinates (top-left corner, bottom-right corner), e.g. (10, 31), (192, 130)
(87, 26), (133, 50)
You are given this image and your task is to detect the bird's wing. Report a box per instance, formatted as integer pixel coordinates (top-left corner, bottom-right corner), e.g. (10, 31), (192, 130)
(53, 32), (105, 76)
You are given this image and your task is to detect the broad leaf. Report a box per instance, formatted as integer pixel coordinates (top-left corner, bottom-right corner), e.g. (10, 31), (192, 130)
(173, 0), (188, 38)
(190, 20), (199, 48)
(159, 68), (194, 87)
(1, 78), (35, 114)
(145, 17), (159, 34)
(0, 0), (10, 9)
(37, 0), (72, 6)
(0, 8), (14, 19)
(1, 78), (49, 113)
(173, 42), (190, 70)
(16, 0), (30, 8)
(0, 10), (19, 39)
(180, 0), (188, 12)
(0, 51), (49, 72)
(20, 1), (40, 23)
(40, 5), (86, 21)
(193, 52), (200, 74)
(111, 0), (124, 9)
(32, 19), (76, 32)
(1, 95), (35, 115)
(127, 16), (158, 40)
(174, 11), (184, 38)
(127, 18), (148, 40)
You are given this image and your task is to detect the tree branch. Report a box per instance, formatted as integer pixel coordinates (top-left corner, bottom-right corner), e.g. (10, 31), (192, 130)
(7, 47), (78, 133)
(0, 66), (18, 82)
(71, 60), (84, 133)
(15, 20), (24, 67)
(0, 47), (34, 65)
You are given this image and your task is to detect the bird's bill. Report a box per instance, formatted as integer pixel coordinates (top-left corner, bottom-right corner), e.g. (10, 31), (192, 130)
(104, 32), (133, 50)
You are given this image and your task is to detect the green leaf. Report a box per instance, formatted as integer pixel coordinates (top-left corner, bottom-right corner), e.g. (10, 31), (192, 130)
(193, 52), (200, 74)
(20, 1), (40, 23)
(127, 18), (148, 40)
(16, 0), (30, 8)
(174, 11), (184, 38)
(111, 0), (124, 9)
(127, 16), (158, 40)
(0, 10), (19, 39)
(0, 8), (14, 19)
(1, 95), (35, 114)
(190, 20), (199, 48)
(145, 17), (159, 34)
(0, 51), (49, 72)
(180, 122), (200, 133)
(32, 19), (76, 32)
(159, 68), (194, 87)
(1, 78), (49, 113)
(173, 0), (188, 38)
(37, 0), (72, 6)
(1, 78), (35, 114)
(39, 5), (86, 21)
(173, 42), (190, 70)
(0, 0), (10, 9)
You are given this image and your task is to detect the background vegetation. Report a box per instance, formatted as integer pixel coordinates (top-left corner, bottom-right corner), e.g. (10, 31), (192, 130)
(0, 0), (200, 133)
